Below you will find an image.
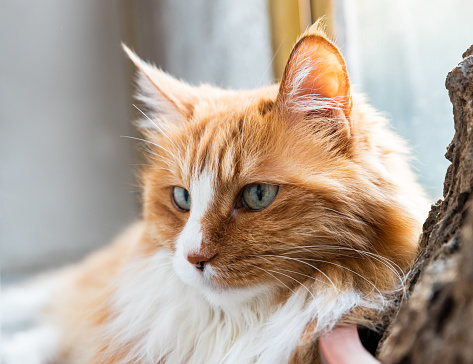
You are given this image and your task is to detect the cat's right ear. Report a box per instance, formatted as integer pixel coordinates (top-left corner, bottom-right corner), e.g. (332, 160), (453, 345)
(123, 44), (197, 128)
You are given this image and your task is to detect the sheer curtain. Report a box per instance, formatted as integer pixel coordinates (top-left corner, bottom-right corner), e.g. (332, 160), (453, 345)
(339, 0), (473, 199)
(126, 0), (274, 89)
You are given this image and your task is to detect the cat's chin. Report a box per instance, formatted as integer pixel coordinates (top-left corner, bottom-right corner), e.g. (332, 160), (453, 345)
(202, 283), (274, 311)
(172, 254), (273, 310)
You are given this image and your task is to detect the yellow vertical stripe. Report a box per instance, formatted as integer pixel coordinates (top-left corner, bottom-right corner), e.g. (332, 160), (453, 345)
(267, 0), (334, 80)
(310, 0), (334, 37)
(267, 0), (302, 81)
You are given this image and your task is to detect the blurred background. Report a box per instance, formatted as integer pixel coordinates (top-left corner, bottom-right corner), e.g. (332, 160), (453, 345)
(1, 0), (472, 282)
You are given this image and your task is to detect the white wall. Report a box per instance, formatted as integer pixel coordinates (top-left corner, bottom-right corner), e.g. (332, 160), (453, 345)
(0, 1), (137, 278)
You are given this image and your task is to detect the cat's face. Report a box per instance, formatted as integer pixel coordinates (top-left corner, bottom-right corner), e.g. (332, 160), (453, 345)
(125, 24), (420, 307)
(141, 89), (352, 305)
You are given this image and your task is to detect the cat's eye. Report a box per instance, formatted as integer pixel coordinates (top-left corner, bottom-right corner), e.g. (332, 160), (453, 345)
(172, 187), (191, 211)
(241, 184), (279, 211)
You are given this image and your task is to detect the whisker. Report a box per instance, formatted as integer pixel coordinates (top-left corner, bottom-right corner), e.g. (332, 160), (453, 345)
(130, 163), (173, 172)
(275, 244), (405, 278)
(147, 151), (174, 167)
(255, 255), (333, 289)
(249, 264), (296, 295)
(282, 244), (402, 270)
(273, 246), (352, 259)
(303, 258), (384, 299)
(255, 254), (340, 293)
(308, 245), (406, 286)
(133, 104), (178, 150)
(277, 268), (333, 289)
(265, 268), (316, 301)
(121, 135), (173, 156)
(323, 208), (368, 225)
(272, 244), (406, 294)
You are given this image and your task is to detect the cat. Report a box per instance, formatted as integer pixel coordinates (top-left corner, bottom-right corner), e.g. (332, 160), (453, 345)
(2, 22), (429, 364)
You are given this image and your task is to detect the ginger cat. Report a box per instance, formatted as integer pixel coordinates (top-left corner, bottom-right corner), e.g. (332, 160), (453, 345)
(2, 23), (429, 364)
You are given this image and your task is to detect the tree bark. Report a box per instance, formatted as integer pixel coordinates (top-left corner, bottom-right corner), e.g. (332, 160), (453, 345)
(377, 44), (473, 363)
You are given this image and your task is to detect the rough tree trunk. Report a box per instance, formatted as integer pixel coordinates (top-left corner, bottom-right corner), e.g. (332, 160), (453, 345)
(377, 44), (473, 363)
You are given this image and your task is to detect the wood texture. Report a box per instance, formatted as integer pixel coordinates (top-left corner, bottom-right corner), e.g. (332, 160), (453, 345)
(377, 44), (473, 364)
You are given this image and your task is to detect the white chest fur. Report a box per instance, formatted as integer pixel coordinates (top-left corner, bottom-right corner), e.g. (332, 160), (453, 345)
(104, 250), (380, 364)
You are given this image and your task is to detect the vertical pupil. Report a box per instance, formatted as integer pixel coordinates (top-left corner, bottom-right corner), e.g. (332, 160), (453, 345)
(256, 184), (263, 201)
(183, 189), (189, 202)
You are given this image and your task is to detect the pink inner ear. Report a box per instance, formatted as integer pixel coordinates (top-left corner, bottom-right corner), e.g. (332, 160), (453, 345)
(293, 41), (348, 102)
(282, 35), (352, 119)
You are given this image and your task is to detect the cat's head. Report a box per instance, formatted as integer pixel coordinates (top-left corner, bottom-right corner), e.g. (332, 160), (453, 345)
(124, 24), (421, 308)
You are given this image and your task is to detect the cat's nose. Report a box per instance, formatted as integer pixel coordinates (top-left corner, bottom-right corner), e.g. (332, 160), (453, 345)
(186, 252), (216, 271)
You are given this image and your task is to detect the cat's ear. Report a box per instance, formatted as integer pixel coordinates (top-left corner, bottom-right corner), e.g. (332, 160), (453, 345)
(275, 23), (352, 134)
(123, 44), (197, 128)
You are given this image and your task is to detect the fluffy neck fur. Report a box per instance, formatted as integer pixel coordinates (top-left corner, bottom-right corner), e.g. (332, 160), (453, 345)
(98, 249), (384, 364)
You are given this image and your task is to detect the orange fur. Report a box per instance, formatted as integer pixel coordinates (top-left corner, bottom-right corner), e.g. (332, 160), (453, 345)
(34, 23), (428, 363)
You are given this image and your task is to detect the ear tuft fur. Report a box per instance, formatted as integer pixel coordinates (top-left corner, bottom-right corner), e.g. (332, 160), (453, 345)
(122, 44), (197, 130)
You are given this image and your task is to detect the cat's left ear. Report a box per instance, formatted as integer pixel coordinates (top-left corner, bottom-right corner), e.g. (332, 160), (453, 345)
(123, 45), (197, 128)
(275, 23), (352, 133)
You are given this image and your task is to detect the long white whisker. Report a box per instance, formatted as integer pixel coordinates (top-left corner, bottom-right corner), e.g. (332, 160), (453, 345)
(121, 135), (173, 155)
(304, 245), (406, 285)
(256, 254), (340, 293)
(265, 269), (316, 301)
(277, 268), (333, 289)
(303, 258), (383, 298)
(276, 244), (404, 275)
(133, 104), (178, 150)
(272, 244), (406, 294)
(255, 255), (333, 289)
(272, 244), (352, 259)
(249, 264), (296, 294)
(154, 154), (174, 166)
(132, 164), (173, 173)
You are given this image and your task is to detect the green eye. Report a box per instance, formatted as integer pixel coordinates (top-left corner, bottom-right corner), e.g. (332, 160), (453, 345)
(172, 187), (191, 211)
(241, 184), (279, 211)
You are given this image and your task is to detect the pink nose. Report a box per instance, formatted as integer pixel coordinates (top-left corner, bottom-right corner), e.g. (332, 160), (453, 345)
(186, 252), (216, 271)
